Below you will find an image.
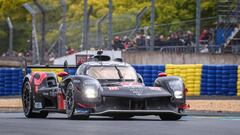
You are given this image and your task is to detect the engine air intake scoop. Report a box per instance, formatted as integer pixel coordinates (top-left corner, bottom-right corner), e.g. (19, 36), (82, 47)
(93, 55), (111, 61)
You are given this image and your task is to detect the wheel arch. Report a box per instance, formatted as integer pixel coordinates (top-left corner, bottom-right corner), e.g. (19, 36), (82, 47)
(154, 76), (186, 106)
(61, 78), (72, 94)
(22, 74), (32, 93)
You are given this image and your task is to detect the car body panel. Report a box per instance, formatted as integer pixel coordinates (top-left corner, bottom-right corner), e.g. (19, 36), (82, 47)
(22, 55), (187, 119)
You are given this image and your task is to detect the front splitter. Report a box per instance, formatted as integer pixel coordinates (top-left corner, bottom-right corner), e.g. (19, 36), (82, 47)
(91, 110), (186, 116)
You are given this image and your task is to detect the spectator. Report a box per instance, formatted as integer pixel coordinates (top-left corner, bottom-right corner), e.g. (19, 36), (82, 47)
(135, 33), (146, 50)
(185, 30), (194, 46)
(123, 36), (131, 49)
(112, 35), (124, 50)
(205, 29), (213, 45)
(66, 47), (75, 55)
(155, 35), (166, 50)
(167, 32), (179, 46)
(199, 29), (209, 45)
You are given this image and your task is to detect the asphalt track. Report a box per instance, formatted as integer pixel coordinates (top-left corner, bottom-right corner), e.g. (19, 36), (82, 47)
(0, 113), (240, 135)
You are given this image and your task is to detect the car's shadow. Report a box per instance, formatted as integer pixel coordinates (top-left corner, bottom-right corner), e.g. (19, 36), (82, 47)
(3, 112), (187, 121)
(10, 116), (187, 122)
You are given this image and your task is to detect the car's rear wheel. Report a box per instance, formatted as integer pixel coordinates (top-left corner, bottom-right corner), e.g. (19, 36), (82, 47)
(22, 81), (48, 118)
(159, 114), (182, 121)
(66, 81), (89, 120)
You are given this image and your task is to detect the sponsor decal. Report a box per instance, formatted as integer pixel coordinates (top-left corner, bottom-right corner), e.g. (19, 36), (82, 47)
(108, 87), (119, 91)
(129, 87), (144, 96)
(120, 82), (143, 87)
(34, 102), (42, 109)
(148, 87), (162, 91)
(75, 108), (89, 114)
(73, 80), (81, 83)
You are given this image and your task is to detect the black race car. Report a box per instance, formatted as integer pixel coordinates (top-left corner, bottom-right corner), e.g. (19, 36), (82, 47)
(22, 53), (188, 120)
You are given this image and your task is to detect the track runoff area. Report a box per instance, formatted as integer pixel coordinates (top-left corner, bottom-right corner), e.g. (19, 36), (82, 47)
(0, 113), (240, 135)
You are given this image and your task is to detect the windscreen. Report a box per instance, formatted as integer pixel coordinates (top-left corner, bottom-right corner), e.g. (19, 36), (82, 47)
(86, 66), (138, 80)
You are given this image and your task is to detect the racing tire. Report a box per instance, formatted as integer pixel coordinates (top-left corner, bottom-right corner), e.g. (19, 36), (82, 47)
(66, 81), (89, 120)
(159, 114), (182, 121)
(22, 81), (49, 118)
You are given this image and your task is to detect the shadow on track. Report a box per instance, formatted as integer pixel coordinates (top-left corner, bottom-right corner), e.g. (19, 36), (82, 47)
(8, 116), (187, 122)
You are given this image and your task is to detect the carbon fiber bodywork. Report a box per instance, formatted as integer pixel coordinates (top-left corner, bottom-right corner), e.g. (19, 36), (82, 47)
(22, 60), (186, 118)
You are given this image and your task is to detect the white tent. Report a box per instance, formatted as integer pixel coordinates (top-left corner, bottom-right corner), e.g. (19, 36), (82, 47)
(53, 50), (122, 66)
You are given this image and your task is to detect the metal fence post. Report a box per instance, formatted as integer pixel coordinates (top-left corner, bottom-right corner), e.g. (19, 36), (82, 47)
(33, 0), (46, 65)
(23, 3), (40, 64)
(150, 0), (155, 51)
(6, 17), (13, 56)
(82, 0), (88, 50)
(108, 0), (113, 50)
(87, 5), (93, 50)
(144, 26), (149, 47)
(96, 14), (108, 49)
(60, 0), (67, 57)
(196, 0), (201, 53)
(129, 7), (148, 39)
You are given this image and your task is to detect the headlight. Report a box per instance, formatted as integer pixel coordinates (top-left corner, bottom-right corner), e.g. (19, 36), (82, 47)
(168, 80), (184, 99)
(83, 80), (100, 98)
(174, 91), (183, 99)
(84, 87), (98, 98)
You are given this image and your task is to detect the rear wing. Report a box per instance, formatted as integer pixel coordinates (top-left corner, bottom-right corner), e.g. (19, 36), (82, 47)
(22, 60), (78, 76)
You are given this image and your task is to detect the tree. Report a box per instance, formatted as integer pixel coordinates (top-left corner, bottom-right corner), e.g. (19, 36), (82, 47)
(0, 0), (32, 55)
(0, 0), (217, 54)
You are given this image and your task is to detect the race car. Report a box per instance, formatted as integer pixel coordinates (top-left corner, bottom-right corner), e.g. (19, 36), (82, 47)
(22, 52), (188, 120)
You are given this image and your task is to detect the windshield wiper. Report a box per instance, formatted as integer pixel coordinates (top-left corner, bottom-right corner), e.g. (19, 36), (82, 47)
(115, 66), (124, 82)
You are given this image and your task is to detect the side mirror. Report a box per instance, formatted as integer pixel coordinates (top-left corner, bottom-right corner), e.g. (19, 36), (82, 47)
(137, 73), (144, 83)
(57, 72), (69, 77)
(158, 72), (167, 77)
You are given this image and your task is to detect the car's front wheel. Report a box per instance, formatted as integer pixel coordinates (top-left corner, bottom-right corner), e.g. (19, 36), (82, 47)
(159, 114), (182, 121)
(65, 81), (89, 120)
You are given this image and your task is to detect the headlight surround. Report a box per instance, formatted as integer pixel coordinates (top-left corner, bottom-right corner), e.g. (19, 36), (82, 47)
(168, 80), (184, 99)
(84, 87), (98, 98)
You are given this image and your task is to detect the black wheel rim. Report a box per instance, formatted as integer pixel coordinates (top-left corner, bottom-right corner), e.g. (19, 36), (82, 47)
(66, 83), (74, 116)
(23, 82), (31, 114)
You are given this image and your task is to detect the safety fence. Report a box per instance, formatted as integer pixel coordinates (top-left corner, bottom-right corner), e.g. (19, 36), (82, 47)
(0, 64), (240, 96)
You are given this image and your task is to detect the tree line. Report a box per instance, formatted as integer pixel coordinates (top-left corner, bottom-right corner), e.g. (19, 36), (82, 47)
(0, 0), (216, 54)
